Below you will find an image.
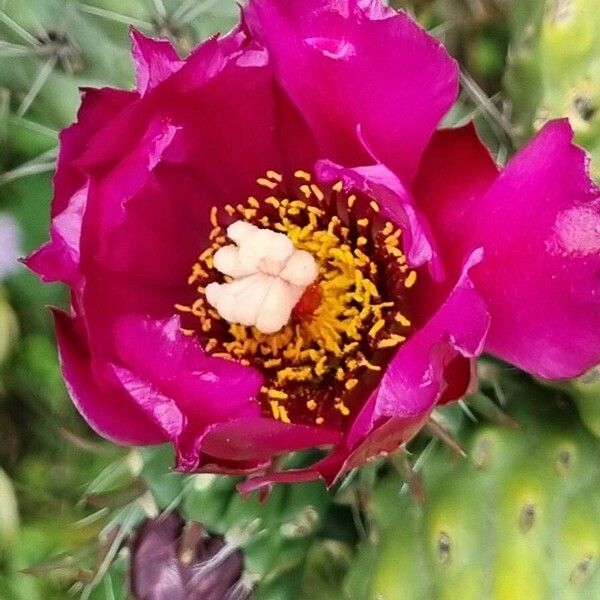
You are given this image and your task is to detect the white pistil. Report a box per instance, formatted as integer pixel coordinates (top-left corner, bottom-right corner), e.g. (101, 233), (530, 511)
(205, 221), (318, 334)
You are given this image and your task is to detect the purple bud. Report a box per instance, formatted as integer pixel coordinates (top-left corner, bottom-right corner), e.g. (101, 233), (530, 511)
(131, 512), (250, 600)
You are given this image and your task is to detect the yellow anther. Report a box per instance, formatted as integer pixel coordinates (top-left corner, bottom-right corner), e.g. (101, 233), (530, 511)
(269, 400), (290, 423)
(345, 378), (359, 391)
(369, 200), (380, 213)
(335, 401), (350, 416)
(405, 271), (417, 288)
(264, 358), (282, 369)
(395, 313), (412, 327)
(299, 184), (312, 198)
(179, 169), (416, 429)
(310, 184), (325, 202)
(257, 177), (277, 189)
(369, 319), (386, 338)
(278, 405), (291, 423)
(209, 206), (218, 228)
(294, 170), (312, 181)
(267, 170), (283, 182)
(359, 357), (382, 371)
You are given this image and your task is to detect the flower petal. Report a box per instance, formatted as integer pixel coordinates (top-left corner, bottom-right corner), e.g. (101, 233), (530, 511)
(24, 88), (135, 285)
(112, 316), (262, 429)
(199, 418), (342, 464)
(316, 160), (438, 270)
(245, 0), (458, 182)
(412, 122), (500, 279)
(130, 29), (183, 95)
(53, 310), (169, 445)
(425, 120), (600, 378)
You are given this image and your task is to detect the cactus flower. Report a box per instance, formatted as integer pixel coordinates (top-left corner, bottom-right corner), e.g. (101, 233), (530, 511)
(26, 0), (600, 488)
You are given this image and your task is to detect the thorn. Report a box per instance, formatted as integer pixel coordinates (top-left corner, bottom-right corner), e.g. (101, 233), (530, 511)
(17, 54), (58, 118)
(0, 160), (56, 185)
(468, 393), (520, 429)
(84, 478), (147, 509)
(59, 427), (112, 454)
(459, 69), (517, 151)
(425, 416), (467, 457)
(78, 4), (153, 30)
(458, 399), (479, 423)
(0, 12), (38, 46)
(391, 452), (426, 502)
(94, 525), (121, 573)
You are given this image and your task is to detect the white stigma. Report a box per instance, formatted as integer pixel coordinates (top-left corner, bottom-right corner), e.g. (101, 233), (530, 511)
(205, 221), (319, 334)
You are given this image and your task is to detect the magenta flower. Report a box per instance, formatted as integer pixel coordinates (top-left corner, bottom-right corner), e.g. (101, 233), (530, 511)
(27, 0), (600, 489)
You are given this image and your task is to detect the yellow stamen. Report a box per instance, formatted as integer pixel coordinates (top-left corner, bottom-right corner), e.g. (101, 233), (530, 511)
(294, 170), (312, 181)
(257, 177), (277, 189)
(178, 169), (416, 428)
(345, 378), (359, 391)
(405, 271), (417, 288)
(368, 319), (386, 338)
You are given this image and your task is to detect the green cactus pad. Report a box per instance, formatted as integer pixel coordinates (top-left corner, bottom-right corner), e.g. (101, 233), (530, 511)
(349, 379), (600, 600)
(505, 0), (600, 180)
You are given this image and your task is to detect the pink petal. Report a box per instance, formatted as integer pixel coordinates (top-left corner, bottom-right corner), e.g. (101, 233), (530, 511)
(130, 29), (183, 95)
(112, 316), (263, 429)
(316, 160), (438, 270)
(24, 184), (87, 287)
(24, 88), (135, 285)
(244, 0), (458, 182)
(413, 122), (500, 280)
(199, 418), (342, 464)
(53, 310), (169, 445)
(423, 120), (600, 378)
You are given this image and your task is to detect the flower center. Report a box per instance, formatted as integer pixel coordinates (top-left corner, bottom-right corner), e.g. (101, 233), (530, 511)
(177, 170), (417, 430)
(204, 221), (319, 334)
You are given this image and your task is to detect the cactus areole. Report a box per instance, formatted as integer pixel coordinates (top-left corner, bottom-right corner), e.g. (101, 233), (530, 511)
(26, 0), (600, 489)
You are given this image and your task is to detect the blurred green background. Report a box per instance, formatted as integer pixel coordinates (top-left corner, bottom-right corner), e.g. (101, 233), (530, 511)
(0, 0), (599, 598)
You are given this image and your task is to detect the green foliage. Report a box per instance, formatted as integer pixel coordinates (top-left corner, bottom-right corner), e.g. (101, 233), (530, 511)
(349, 379), (600, 599)
(505, 0), (600, 179)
